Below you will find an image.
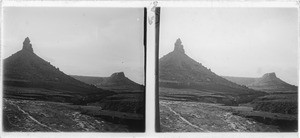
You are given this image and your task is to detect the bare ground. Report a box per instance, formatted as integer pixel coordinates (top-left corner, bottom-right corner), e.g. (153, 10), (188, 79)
(3, 98), (129, 132)
(160, 100), (279, 132)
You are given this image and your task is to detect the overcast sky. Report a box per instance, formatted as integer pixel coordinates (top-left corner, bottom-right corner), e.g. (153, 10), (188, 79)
(160, 8), (298, 86)
(3, 7), (144, 84)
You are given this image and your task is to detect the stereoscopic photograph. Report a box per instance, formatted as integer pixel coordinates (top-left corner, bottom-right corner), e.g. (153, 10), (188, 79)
(157, 7), (298, 132)
(2, 7), (145, 132)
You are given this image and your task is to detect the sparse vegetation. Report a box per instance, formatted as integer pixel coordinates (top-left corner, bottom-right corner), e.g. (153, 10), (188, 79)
(251, 93), (298, 115)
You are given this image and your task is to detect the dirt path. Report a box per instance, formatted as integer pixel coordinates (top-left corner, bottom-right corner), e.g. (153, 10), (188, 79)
(160, 100), (280, 132)
(7, 100), (60, 132)
(161, 103), (206, 131)
(4, 98), (132, 132)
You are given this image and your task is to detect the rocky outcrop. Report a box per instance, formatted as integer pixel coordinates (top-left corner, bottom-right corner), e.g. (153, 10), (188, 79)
(223, 73), (298, 92)
(250, 73), (297, 92)
(252, 72), (280, 86)
(261, 72), (277, 80)
(22, 37), (33, 53)
(110, 72), (126, 80)
(173, 38), (185, 54)
(72, 72), (144, 92)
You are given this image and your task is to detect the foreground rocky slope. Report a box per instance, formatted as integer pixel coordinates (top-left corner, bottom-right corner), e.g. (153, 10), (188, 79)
(160, 100), (280, 132)
(3, 98), (129, 132)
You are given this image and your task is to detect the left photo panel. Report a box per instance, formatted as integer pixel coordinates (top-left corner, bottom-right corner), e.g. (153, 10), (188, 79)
(2, 7), (146, 132)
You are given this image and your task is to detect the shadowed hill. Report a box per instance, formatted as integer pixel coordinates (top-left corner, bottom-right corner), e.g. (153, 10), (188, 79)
(72, 72), (144, 92)
(3, 37), (114, 103)
(72, 72), (145, 118)
(159, 38), (266, 104)
(3, 37), (145, 132)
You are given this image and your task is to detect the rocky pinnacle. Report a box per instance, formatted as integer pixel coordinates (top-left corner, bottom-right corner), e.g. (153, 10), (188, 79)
(22, 37), (34, 53)
(174, 38), (185, 54)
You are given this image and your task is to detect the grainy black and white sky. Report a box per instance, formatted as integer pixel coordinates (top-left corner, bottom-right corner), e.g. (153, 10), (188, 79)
(159, 8), (298, 85)
(3, 7), (144, 84)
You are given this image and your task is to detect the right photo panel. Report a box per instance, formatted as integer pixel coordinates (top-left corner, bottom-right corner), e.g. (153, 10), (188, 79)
(157, 7), (298, 132)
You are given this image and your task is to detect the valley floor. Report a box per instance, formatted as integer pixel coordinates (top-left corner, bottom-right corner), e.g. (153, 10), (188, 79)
(3, 98), (129, 132)
(160, 100), (280, 132)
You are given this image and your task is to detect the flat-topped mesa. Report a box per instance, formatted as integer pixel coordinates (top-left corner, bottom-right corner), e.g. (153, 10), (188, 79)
(173, 38), (185, 54)
(110, 72), (125, 79)
(261, 72), (277, 80)
(22, 37), (34, 53)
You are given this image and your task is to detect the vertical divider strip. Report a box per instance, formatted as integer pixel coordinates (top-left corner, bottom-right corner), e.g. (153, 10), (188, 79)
(155, 7), (161, 132)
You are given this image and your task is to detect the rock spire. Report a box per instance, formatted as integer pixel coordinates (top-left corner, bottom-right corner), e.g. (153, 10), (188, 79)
(174, 38), (185, 54)
(22, 37), (33, 53)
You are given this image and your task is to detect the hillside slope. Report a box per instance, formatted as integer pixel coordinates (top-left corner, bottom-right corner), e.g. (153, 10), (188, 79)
(3, 37), (113, 103)
(223, 73), (298, 92)
(159, 39), (265, 104)
(72, 72), (144, 92)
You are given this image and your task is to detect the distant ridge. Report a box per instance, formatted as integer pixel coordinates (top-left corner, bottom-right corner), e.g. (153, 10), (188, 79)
(223, 73), (298, 92)
(72, 72), (144, 92)
(4, 37), (113, 95)
(159, 38), (265, 103)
